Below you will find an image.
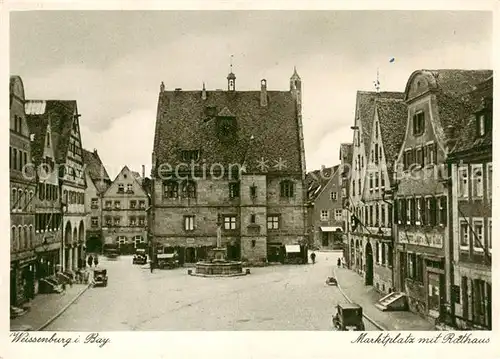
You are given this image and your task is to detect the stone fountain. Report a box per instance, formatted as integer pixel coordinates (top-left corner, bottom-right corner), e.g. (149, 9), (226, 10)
(190, 217), (247, 277)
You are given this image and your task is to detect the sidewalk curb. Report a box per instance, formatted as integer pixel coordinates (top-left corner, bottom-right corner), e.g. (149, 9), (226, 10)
(36, 283), (92, 331)
(333, 269), (388, 331)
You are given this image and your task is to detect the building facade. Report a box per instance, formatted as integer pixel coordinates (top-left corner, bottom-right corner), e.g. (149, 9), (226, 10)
(447, 76), (492, 329)
(360, 97), (406, 294)
(339, 143), (353, 261)
(347, 91), (404, 277)
(306, 166), (344, 249)
(25, 100), (63, 295)
(151, 69), (307, 265)
(393, 69), (492, 320)
(102, 166), (148, 254)
(26, 100), (87, 272)
(82, 149), (111, 253)
(10, 76), (37, 307)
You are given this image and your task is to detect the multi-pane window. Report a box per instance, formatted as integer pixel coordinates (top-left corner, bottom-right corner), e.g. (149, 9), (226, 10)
(321, 210), (329, 221)
(413, 111), (425, 135)
(118, 236), (126, 244)
(487, 163), (492, 199)
(335, 209), (343, 220)
(91, 217), (98, 227)
(229, 182), (240, 198)
(91, 198), (98, 208)
(114, 200), (121, 209)
(416, 147), (424, 167)
(127, 184), (133, 193)
(330, 192), (338, 200)
(487, 218), (492, 253)
(223, 216), (237, 230)
(114, 217), (120, 226)
(139, 217), (146, 226)
(439, 197), (447, 226)
(165, 181), (179, 198)
(280, 180), (294, 198)
(460, 221), (469, 249)
(105, 216), (112, 226)
(184, 216), (195, 231)
(139, 200), (146, 209)
(267, 215), (279, 230)
(458, 166), (469, 198)
(182, 180), (196, 198)
(118, 183), (124, 193)
(130, 200), (137, 209)
(471, 164), (483, 198)
(129, 217), (137, 226)
(473, 219), (484, 251)
(105, 201), (112, 209)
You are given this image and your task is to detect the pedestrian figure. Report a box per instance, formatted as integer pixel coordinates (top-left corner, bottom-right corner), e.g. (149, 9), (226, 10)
(87, 255), (93, 268)
(341, 257), (346, 268)
(150, 260), (154, 273)
(93, 256), (99, 267)
(337, 257), (341, 267)
(310, 252), (316, 264)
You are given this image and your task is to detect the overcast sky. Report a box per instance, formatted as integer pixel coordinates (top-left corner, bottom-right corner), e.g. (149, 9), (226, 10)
(10, 11), (492, 179)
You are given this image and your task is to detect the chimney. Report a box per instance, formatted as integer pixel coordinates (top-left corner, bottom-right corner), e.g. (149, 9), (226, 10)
(260, 79), (268, 107)
(142, 165), (145, 179)
(160, 81), (165, 93)
(93, 148), (98, 155)
(202, 82), (207, 100)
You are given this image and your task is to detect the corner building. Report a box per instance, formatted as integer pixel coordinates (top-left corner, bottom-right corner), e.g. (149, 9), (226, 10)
(151, 69), (307, 265)
(393, 69), (492, 321)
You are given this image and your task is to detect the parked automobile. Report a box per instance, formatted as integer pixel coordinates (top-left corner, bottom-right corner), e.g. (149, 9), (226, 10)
(332, 303), (365, 331)
(157, 253), (180, 269)
(326, 277), (338, 286)
(133, 254), (147, 265)
(93, 269), (108, 287)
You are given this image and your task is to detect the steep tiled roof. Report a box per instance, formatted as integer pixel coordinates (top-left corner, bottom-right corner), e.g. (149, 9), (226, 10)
(305, 165), (338, 201)
(153, 90), (302, 174)
(355, 91), (404, 158)
(450, 76), (493, 156)
(26, 100), (78, 164)
(82, 149), (111, 194)
(376, 98), (407, 172)
(428, 69), (492, 98)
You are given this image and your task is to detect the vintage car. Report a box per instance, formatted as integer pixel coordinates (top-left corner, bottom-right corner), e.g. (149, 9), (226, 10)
(332, 303), (365, 331)
(133, 254), (147, 265)
(325, 277), (338, 286)
(93, 269), (108, 287)
(105, 249), (119, 259)
(157, 253), (180, 269)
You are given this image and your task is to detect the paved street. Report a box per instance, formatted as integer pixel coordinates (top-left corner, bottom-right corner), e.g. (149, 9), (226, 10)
(45, 252), (378, 331)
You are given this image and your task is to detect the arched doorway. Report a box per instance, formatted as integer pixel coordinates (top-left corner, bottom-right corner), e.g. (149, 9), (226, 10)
(365, 242), (374, 286)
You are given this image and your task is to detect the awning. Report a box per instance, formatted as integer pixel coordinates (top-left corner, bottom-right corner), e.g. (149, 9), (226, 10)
(320, 226), (343, 232)
(285, 245), (301, 253)
(157, 253), (176, 259)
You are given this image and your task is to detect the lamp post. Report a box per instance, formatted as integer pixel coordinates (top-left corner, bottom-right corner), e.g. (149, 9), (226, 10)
(216, 213), (223, 249)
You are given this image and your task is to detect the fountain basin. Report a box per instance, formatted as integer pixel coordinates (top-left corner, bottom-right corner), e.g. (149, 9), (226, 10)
(190, 260), (248, 277)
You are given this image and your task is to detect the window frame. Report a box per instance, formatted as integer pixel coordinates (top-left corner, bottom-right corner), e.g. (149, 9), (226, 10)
(320, 210), (329, 221)
(459, 219), (470, 250)
(280, 180), (295, 198)
(471, 164), (484, 198)
(458, 166), (469, 199)
(412, 111), (425, 136)
(91, 217), (99, 227)
(223, 215), (237, 230)
(267, 215), (280, 230)
(486, 162), (492, 200)
(184, 215), (195, 231)
(472, 217), (485, 252)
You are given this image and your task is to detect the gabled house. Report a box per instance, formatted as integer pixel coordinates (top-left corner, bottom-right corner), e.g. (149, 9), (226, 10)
(10, 76), (37, 307)
(102, 166), (148, 254)
(26, 100), (87, 273)
(360, 97), (406, 295)
(306, 166), (344, 249)
(82, 149), (111, 253)
(392, 69), (492, 321)
(25, 100), (63, 295)
(346, 91), (404, 273)
(447, 76), (492, 330)
(151, 69), (307, 265)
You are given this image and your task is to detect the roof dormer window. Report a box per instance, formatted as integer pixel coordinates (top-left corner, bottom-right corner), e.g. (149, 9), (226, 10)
(181, 150), (200, 162)
(476, 109), (491, 138)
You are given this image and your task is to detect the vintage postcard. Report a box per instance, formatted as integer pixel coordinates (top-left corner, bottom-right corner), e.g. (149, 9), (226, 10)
(3, 1), (498, 358)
